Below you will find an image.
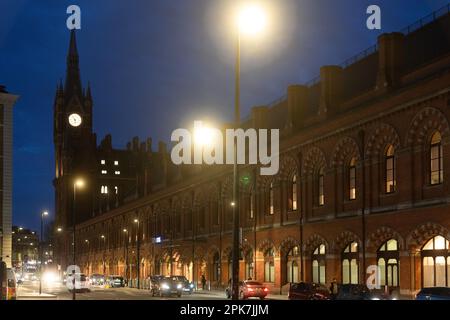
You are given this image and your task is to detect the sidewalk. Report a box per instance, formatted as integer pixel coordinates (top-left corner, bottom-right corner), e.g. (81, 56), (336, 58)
(17, 285), (57, 299)
(194, 289), (289, 300)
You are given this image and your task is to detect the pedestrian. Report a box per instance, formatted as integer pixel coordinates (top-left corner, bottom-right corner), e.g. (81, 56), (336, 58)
(226, 278), (232, 298)
(201, 274), (207, 290)
(330, 278), (338, 299)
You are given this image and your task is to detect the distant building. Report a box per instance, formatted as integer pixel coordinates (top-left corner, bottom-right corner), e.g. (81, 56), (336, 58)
(0, 86), (18, 268)
(11, 226), (39, 271)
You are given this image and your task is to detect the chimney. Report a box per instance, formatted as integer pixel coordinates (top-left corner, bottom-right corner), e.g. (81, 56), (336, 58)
(132, 136), (139, 151)
(146, 138), (153, 153)
(376, 32), (405, 89)
(251, 106), (268, 129)
(319, 65), (343, 116)
(286, 85), (309, 129)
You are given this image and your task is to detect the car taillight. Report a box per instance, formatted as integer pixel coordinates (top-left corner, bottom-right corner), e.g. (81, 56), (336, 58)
(263, 288), (269, 292)
(247, 288), (254, 292)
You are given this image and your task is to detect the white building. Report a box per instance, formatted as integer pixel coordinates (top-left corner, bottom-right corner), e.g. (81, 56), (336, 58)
(0, 85), (18, 268)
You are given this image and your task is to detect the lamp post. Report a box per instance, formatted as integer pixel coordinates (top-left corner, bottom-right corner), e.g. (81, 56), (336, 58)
(231, 4), (266, 300)
(123, 229), (128, 282)
(39, 211), (48, 295)
(72, 178), (84, 300)
(134, 219), (140, 289)
(101, 235), (106, 275)
(84, 239), (90, 274)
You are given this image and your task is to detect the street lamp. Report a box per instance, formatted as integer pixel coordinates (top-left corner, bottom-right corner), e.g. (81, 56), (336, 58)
(39, 211), (49, 295)
(230, 3), (267, 300)
(123, 229), (129, 282)
(101, 235), (106, 275)
(134, 219), (140, 289)
(72, 178), (84, 300)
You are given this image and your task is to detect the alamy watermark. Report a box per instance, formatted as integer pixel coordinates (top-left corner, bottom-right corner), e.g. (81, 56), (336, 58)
(171, 121), (279, 176)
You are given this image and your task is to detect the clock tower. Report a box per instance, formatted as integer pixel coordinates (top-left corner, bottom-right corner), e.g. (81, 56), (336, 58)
(53, 30), (96, 239)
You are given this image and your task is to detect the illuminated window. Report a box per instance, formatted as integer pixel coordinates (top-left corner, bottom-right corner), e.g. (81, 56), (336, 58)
(250, 192), (254, 219)
(101, 170), (107, 175)
(101, 160), (105, 165)
(289, 175), (298, 211)
(115, 171), (121, 175)
(342, 242), (359, 284)
(101, 186), (108, 194)
(269, 183), (274, 215)
(385, 145), (396, 193)
(378, 239), (399, 287)
(422, 235), (450, 287)
(312, 244), (326, 285)
(318, 168), (325, 206)
(430, 132), (443, 185)
(114, 161), (119, 166)
(287, 246), (300, 283)
(264, 248), (275, 283)
(349, 158), (356, 200)
(114, 186), (118, 194)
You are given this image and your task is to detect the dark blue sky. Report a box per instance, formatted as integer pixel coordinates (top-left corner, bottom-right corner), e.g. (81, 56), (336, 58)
(0, 0), (447, 231)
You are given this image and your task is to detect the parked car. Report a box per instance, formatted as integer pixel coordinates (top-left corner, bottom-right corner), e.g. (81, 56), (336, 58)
(108, 275), (125, 288)
(67, 273), (91, 293)
(288, 282), (331, 300)
(90, 274), (105, 286)
(1, 267), (17, 300)
(151, 276), (183, 297)
(171, 275), (194, 294)
(238, 280), (269, 300)
(416, 287), (450, 300)
(334, 284), (391, 300)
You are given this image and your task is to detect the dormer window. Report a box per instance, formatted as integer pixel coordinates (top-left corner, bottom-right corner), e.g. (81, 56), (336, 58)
(114, 161), (119, 166)
(101, 160), (106, 165)
(115, 171), (121, 175)
(101, 170), (107, 175)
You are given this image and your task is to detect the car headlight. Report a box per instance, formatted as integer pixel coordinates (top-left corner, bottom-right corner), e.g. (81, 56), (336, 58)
(177, 284), (182, 289)
(161, 283), (170, 290)
(190, 283), (194, 288)
(371, 297), (380, 300)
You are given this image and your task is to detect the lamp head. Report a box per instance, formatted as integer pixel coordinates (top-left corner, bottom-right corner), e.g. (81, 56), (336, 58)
(237, 3), (267, 35)
(74, 179), (85, 188)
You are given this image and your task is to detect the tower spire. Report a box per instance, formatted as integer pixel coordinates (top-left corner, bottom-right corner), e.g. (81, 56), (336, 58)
(65, 30), (82, 102)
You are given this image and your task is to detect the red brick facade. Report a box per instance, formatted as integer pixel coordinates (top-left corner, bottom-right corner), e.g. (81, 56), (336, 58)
(58, 11), (450, 297)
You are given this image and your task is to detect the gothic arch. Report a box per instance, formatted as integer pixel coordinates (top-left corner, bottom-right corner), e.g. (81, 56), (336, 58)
(279, 153), (300, 181)
(279, 236), (300, 256)
(221, 175), (233, 198)
(193, 188), (206, 208)
(366, 226), (404, 251)
(257, 239), (277, 256)
(331, 137), (361, 167)
(406, 222), (450, 250)
(333, 230), (362, 253)
(304, 234), (330, 255)
(302, 146), (327, 176)
(366, 123), (401, 158)
(405, 107), (450, 146)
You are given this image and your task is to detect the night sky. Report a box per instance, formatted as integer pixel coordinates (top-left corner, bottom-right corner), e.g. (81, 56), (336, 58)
(0, 0), (448, 232)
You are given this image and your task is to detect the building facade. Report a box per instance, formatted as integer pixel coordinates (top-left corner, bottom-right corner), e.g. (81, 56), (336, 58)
(59, 10), (450, 296)
(0, 85), (18, 268)
(11, 226), (39, 272)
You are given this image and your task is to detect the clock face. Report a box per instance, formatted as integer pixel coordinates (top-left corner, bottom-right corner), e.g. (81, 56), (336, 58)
(68, 113), (82, 127)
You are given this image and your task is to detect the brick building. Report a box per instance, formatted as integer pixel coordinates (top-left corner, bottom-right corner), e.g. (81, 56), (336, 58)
(58, 8), (450, 296)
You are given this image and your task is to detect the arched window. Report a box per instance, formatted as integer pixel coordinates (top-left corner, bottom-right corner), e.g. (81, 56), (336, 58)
(211, 199), (219, 225)
(422, 235), (450, 287)
(342, 241), (359, 284)
(385, 145), (396, 193)
(269, 183), (274, 215)
(288, 175), (298, 211)
(377, 239), (399, 287)
(199, 207), (206, 229)
(349, 158), (357, 200)
(430, 132), (443, 185)
(264, 248), (275, 283)
(318, 168), (325, 206)
(245, 250), (254, 280)
(312, 244), (326, 284)
(185, 208), (192, 231)
(287, 246), (300, 283)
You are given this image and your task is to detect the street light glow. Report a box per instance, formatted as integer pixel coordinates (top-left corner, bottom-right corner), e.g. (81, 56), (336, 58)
(42, 211), (49, 216)
(237, 3), (267, 35)
(134, 219), (139, 223)
(57, 227), (62, 232)
(123, 229), (127, 233)
(74, 178), (85, 188)
(194, 124), (214, 147)
(101, 235), (105, 239)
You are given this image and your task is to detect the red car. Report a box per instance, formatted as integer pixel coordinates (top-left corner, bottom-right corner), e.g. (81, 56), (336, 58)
(288, 282), (331, 300)
(239, 281), (269, 300)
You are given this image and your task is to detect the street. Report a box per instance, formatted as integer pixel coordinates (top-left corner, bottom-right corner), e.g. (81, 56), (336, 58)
(17, 281), (288, 300)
